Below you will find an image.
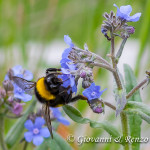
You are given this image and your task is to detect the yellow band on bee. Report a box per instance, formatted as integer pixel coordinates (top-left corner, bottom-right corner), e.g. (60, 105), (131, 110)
(55, 104), (63, 107)
(36, 77), (56, 101)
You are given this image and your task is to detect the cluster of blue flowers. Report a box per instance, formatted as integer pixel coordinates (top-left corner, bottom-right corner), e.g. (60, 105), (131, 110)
(58, 35), (77, 94)
(59, 35), (106, 102)
(3, 65), (70, 146)
(5, 65), (33, 102)
(1, 3), (142, 147)
(101, 4), (141, 40)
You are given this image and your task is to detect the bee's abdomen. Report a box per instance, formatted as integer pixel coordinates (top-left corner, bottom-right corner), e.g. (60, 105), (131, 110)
(35, 77), (56, 102)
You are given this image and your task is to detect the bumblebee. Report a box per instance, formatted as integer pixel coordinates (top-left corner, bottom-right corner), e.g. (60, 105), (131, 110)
(13, 68), (87, 138)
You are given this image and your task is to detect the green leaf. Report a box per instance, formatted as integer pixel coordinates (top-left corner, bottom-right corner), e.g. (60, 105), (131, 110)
(35, 131), (72, 150)
(125, 101), (150, 118)
(5, 100), (36, 148)
(124, 109), (150, 124)
(124, 64), (142, 150)
(63, 105), (120, 139)
(124, 64), (142, 102)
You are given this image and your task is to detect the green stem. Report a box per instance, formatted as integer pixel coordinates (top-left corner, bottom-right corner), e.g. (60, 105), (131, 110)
(0, 116), (7, 150)
(116, 38), (127, 63)
(23, 141), (28, 150)
(110, 35), (122, 90)
(110, 33), (129, 150)
(120, 112), (130, 150)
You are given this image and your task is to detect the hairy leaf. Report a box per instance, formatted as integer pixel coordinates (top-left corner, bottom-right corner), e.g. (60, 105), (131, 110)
(124, 64), (142, 150)
(63, 105), (120, 139)
(5, 100), (36, 148)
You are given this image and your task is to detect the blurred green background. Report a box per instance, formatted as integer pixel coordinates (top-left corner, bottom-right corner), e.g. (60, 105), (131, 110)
(0, 0), (150, 150)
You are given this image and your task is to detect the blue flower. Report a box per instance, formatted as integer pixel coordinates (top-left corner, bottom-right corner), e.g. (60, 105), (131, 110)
(5, 65), (33, 81)
(82, 83), (106, 101)
(114, 4), (141, 22)
(51, 107), (70, 125)
(5, 65), (33, 102)
(58, 68), (77, 94)
(13, 83), (32, 102)
(24, 117), (50, 146)
(60, 58), (76, 70)
(60, 35), (76, 69)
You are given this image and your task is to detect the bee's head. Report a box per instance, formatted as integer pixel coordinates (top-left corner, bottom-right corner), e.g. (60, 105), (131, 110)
(45, 73), (63, 93)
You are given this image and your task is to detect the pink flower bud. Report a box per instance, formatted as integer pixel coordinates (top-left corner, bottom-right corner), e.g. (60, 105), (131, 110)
(12, 102), (25, 115)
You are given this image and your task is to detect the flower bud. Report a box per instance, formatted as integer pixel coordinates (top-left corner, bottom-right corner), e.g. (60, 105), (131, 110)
(80, 71), (86, 78)
(82, 80), (91, 89)
(8, 96), (14, 103)
(126, 26), (135, 34)
(7, 69), (14, 80)
(3, 80), (14, 92)
(0, 87), (6, 99)
(89, 76), (94, 82)
(11, 102), (24, 115)
(88, 99), (104, 114)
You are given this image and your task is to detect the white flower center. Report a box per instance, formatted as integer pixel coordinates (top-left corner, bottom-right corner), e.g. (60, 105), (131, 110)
(17, 87), (22, 93)
(33, 128), (39, 135)
(91, 92), (96, 96)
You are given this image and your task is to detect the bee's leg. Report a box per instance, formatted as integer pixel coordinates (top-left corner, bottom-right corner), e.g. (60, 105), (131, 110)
(70, 95), (87, 103)
(58, 86), (71, 95)
(46, 68), (61, 74)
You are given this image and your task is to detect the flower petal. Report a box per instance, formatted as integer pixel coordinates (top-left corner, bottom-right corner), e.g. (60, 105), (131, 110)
(4, 74), (9, 80)
(24, 120), (34, 131)
(57, 117), (70, 125)
(24, 131), (33, 142)
(72, 84), (77, 94)
(61, 68), (70, 74)
(14, 92), (32, 102)
(120, 5), (132, 16)
(127, 13), (141, 22)
(12, 65), (23, 75)
(40, 127), (50, 138)
(23, 70), (33, 80)
(62, 48), (72, 59)
(34, 117), (45, 129)
(33, 136), (44, 146)
(64, 35), (74, 47)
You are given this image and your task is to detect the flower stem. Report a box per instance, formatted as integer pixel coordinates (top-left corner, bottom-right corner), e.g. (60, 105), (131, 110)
(126, 78), (148, 99)
(120, 112), (130, 150)
(73, 47), (111, 66)
(0, 116), (7, 150)
(23, 141), (28, 150)
(79, 60), (115, 73)
(116, 38), (127, 63)
(104, 101), (116, 110)
(110, 34), (129, 150)
(110, 35), (123, 89)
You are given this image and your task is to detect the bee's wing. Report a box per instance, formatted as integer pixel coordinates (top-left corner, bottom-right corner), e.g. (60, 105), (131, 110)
(12, 76), (36, 95)
(42, 104), (53, 139)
